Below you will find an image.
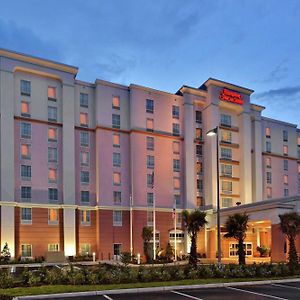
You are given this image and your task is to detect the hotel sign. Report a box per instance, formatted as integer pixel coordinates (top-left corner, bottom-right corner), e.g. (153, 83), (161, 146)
(219, 88), (243, 105)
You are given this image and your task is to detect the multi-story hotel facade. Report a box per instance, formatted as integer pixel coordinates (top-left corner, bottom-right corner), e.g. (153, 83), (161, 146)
(0, 48), (299, 262)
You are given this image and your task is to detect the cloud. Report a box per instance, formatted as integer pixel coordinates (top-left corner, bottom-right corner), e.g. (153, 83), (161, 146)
(253, 85), (300, 100)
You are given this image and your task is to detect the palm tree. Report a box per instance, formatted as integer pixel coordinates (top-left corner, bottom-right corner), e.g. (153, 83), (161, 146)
(224, 213), (249, 265)
(279, 212), (300, 273)
(142, 226), (153, 262)
(182, 209), (207, 267)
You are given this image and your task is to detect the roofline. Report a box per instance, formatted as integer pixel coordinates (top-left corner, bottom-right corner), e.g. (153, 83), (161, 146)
(130, 83), (181, 97)
(96, 78), (129, 90)
(0, 48), (78, 75)
(250, 103), (265, 112)
(176, 85), (207, 97)
(262, 116), (297, 128)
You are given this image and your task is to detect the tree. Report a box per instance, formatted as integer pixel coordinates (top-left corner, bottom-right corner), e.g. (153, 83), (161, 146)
(182, 209), (207, 267)
(142, 226), (153, 263)
(279, 212), (300, 273)
(165, 242), (174, 262)
(1, 242), (11, 262)
(224, 213), (249, 265)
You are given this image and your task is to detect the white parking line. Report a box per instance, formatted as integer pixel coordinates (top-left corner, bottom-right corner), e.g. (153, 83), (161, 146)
(226, 286), (288, 300)
(103, 295), (114, 300)
(272, 283), (300, 290)
(172, 290), (203, 300)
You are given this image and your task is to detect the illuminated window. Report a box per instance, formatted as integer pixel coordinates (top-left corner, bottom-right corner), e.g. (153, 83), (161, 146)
(221, 131), (232, 143)
(21, 186), (31, 202)
(172, 123), (180, 136)
(266, 157), (271, 168)
(80, 151), (90, 166)
(266, 187), (272, 198)
(80, 93), (88, 107)
(21, 208), (32, 224)
(298, 164), (300, 173)
(48, 147), (58, 162)
(221, 147), (232, 160)
(265, 127), (271, 137)
(21, 123), (31, 139)
(173, 177), (180, 190)
(113, 172), (121, 185)
(196, 196), (203, 207)
(81, 210), (91, 225)
(173, 159), (180, 172)
(283, 160), (288, 171)
(48, 168), (57, 182)
(48, 128), (57, 141)
(284, 188), (289, 197)
(220, 114), (231, 127)
(48, 244), (59, 252)
(113, 210), (122, 226)
(21, 101), (30, 117)
(283, 145), (288, 156)
(221, 164), (232, 177)
(80, 113), (88, 126)
(146, 136), (154, 150)
(20, 80), (31, 96)
(112, 96), (120, 109)
(284, 175), (288, 185)
(113, 152), (121, 167)
(81, 171), (90, 184)
(21, 144), (31, 159)
(21, 165), (31, 180)
(173, 141), (180, 154)
(113, 134), (120, 147)
(146, 118), (154, 132)
(283, 130), (288, 142)
(48, 106), (57, 122)
(266, 141), (271, 153)
(172, 105), (179, 119)
(147, 210), (153, 226)
(21, 244), (32, 257)
(196, 128), (202, 140)
(80, 132), (89, 147)
(221, 181), (232, 193)
(146, 99), (154, 113)
(113, 191), (121, 205)
(81, 191), (90, 203)
(147, 155), (155, 169)
(266, 172), (272, 184)
(48, 209), (58, 224)
(112, 114), (120, 128)
(222, 197), (233, 208)
(147, 193), (154, 207)
(196, 162), (203, 174)
(195, 111), (202, 123)
(48, 188), (58, 203)
(298, 137), (300, 146)
(147, 173), (154, 188)
(48, 86), (56, 100)
(80, 243), (91, 255)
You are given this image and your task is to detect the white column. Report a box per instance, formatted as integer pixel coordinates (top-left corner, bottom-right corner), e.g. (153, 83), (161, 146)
(63, 207), (76, 256)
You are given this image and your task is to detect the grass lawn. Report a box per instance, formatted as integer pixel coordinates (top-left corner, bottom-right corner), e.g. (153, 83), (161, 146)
(1, 276), (300, 297)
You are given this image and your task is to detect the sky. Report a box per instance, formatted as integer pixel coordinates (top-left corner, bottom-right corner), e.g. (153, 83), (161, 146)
(1, 0), (300, 125)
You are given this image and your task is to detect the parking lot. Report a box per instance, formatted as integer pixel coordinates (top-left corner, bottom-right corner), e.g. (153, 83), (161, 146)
(48, 281), (300, 300)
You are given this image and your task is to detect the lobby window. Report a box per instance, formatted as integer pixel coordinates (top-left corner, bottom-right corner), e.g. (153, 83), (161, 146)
(21, 186), (31, 202)
(81, 171), (90, 184)
(146, 99), (154, 113)
(48, 168), (57, 182)
(283, 130), (288, 142)
(112, 114), (120, 129)
(80, 151), (90, 166)
(48, 127), (57, 141)
(265, 127), (271, 138)
(195, 128), (202, 140)
(21, 165), (31, 181)
(174, 177), (180, 190)
(21, 144), (31, 160)
(147, 192), (154, 207)
(21, 244), (32, 258)
(284, 188), (289, 197)
(147, 155), (155, 169)
(81, 210), (91, 225)
(81, 191), (90, 204)
(266, 157), (271, 168)
(283, 145), (288, 156)
(80, 93), (89, 108)
(195, 111), (202, 123)
(197, 179), (203, 192)
(21, 123), (31, 139)
(266, 172), (272, 184)
(48, 208), (59, 224)
(196, 162), (203, 175)
(48, 188), (58, 203)
(48, 106), (57, 122)
(173, 141), (180, 154)
(146, 118), (154, 132)
(147, 211), (153, 226)
(48, 86), (56, 100)
(221, 131), (232, 143)
(80, 112), (88, 126)
(112, 96), (120, 109)
(113, 191), (121, 205)
(221, 181), (232, 194)
(173, 159), (180, 172)
(284, 175), (289, 185)
(48, 147), (58, 162)
(48, 244), (59, 252)
(21, 101), (30, 117)
(146, 136), (154, 150)
(221, 147), (232, 160)
(196, 144), (203, 156)
(20, 80), (31, 96)
(21, 208), (32, 224)
(80, 132), (89, 147)
(174, 194), (181, 208)
(172, 123), (180, 136)
(113, 172), (121, 185)
(283, 160), (288, 171)
(113, 152), (121, 167)
(80, 243), (91, 255)
(172, 105), (179, 119)
(221, 164), (232, 177)
(266, 141), (271, 153)
(113, 134), (120, 147)
(267, 187), (272, 198)
(113, 210), (122, 226)
(220, 114), (231, 127)
(222, 197), (233, 208)
(147, 173), (154, 188)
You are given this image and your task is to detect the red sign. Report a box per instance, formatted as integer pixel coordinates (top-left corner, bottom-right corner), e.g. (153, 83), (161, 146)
(219, 88), (243, 105)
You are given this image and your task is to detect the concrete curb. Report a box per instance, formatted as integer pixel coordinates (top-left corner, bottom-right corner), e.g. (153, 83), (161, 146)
(13, 277), (300, 299)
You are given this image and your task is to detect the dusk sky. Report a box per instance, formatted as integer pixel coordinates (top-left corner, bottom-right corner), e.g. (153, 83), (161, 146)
(1, 0), (300, 125)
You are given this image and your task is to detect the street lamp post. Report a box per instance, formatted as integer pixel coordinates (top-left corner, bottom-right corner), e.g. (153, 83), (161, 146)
(206, 126), (221, 266)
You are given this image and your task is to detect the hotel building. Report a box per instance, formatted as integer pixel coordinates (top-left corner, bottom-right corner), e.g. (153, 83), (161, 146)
(0, 48), (299, 262)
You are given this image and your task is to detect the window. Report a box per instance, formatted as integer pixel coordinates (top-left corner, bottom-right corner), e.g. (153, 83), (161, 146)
(221, 131), (232, 143)
(266, 172), (272, 184)
(113, 152), (121, 167)
(298, 150), (300, 159)
(48, 147), (58, 162)
(173, 159), (180, 172)
(80, 151), (90, 166)
(48, 188), (58, 203)
(174, 194), (181, 208)
(221, 181), (232, 193)
(21, 244), (32, 257)
(21, 186), (31, 202)
(48, 106), (57, 122)
(266, 141), (271, 153)
(265, 127), (271, 138)
(283, 145), (288, 156)
(284, 175), (288, 185)
(196, 196), (204, 207)
(196, 144), (203, 156)
(48, 209), (58, 224)
(176, 213), (182, 227)
(113, 210), (122, 226)
(267, 187), (272, 198)
(173, 177), (180, 190)
(172, 123), (180, 136)
(21, 123), (31, 139)
(283, 160), (288, 171)
(146, 99), (154, 113)
(146, 136), (154, 150)
(80, 132), (89, 147)
(20, 80), (31, 96)
(147, 173), (154, 188)
(221, 164), (232, 177)
(48, 168), (57, 182)
(222, 197), (233, 208)
(173, 141), (180, 154)
(220, 114), (231, 127)
(21, 165), (31, 180)
(298, 136), (300, 146)
(112, 96), (120, 109)
(283, 130), (288, 142)
(48, 87), (56, 100)
(48, 128), (57, 141)
(195, 111), (202, 123)
(147, 155), (155, 169)
(195, 128), (202, 140)
(80, 93), (88, 108)
(284, 188), (289, 197)
(229, 243), (252, 257)
(266, 157), (271, 168)
(147, 193), (154, 206)
(21, 101), (30, 117)
(147, 211), (153, 226)
(113, 172), (121, 185)
(48, 244), (59, 252)
(197, 179), (203, 192)
(80, 112), (88, 126)
(196, 162), (203, 174)
(81, 191), (90, 203)
(221, 147), (232, 160)
(21, 144), (31, 159)
(81, 171), (90, 184)
(172, 105), (179, 119)
(113, 191), (121, 205)
(146, 118), (154, 132)
(113, 134), (120, 147)
(81, 210), (91, 225)
(114, 243), (122, 257)
(80, 243), (91, 255)
(112, 114), (120, 129)
(21, 208), (32, 224)
(298, 164), (300, 174)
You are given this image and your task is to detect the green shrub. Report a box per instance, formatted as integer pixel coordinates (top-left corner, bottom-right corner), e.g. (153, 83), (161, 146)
(0, 269), (14, 288)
